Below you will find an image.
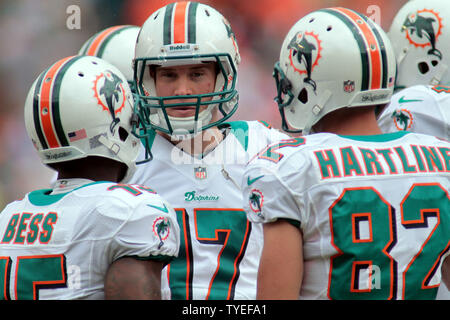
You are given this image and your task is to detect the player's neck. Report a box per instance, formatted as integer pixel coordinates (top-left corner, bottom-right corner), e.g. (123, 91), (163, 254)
(55, 157), (126, 183)
(158, 126), (224, 157)
(314, 106), (383, 135)
(57, 170), (122, 182)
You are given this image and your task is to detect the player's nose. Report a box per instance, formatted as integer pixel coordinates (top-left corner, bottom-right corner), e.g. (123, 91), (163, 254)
(173, 75), (193, 96)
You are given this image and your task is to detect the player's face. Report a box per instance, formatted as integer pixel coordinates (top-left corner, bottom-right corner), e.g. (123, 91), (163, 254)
(154, 63), (216, 118)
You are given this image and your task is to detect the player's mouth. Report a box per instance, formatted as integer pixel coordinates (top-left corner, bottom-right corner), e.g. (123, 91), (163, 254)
(167, 106), (198, 117)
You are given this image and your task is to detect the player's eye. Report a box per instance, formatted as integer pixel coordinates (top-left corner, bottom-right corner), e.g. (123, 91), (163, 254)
(162, 71), (176, 77)
(191, 71), (204, 78)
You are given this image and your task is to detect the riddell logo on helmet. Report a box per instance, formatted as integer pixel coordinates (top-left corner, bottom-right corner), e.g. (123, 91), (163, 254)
(401, 9), (443, 60)
(165, 44), (194, 54)
(169, 44), (191, 51)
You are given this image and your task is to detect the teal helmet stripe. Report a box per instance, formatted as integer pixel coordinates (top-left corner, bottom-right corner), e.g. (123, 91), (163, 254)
(96, 25), (136, 58)
(79, 25), (134, 57)
(187, 2), (199, 43)
(79, 34), (96, 55)
(163, 3), (175, 45)
(51, 55), (85, 147)
(358, 13), (389, 89)
(32, 70), (50, 150)
(319, 8), (370, 91)
(163, 2), (199, 45)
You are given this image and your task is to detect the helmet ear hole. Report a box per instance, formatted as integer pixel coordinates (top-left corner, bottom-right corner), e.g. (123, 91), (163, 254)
(118, 126), (129, 142)
(418, 62), (429, 74)
(298, 88), (308, 104)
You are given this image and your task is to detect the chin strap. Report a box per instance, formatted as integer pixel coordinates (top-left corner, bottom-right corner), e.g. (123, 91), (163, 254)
(303, 89), (332, 135)
(98, 134), (120, 154)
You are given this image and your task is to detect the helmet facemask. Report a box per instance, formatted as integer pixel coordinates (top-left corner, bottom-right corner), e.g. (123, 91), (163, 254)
(134, 53), (238, 138)
(133, 1), (240, 139)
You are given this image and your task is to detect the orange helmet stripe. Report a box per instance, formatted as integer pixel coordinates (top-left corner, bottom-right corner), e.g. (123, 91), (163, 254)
(85, 25), (125, 56)
(173, 1), (189, 43)
(38, 56), (74, 148)
(331, 7), (383, 90)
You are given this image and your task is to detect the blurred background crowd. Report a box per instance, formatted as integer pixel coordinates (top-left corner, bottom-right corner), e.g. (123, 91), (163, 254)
(0, 0), (405, 207)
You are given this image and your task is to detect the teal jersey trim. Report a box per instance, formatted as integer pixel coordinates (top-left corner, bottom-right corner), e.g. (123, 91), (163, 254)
(222, 121), (249, 151)
(139, 128), (156, 150)
(28, 181), (110, 206)
(339, 131), (410, 142)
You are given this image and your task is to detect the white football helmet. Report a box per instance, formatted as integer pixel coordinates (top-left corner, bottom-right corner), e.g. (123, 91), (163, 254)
(24, 55), (148, 182)
(388, 0), (450, 90)
(134, 1), (241, 136)
(79, 25), (140, 90)
(274, 7), (396, 134)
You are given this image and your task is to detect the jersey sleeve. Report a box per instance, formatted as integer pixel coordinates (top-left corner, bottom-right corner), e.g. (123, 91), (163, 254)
(242, 163), (302, 226)
(378, 85), (447, 139)
(254, 121), (291, 145)
(105, 196), (180, 263)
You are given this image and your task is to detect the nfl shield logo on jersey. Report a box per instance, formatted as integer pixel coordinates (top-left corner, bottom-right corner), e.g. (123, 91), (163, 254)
(194, 167), (207, 180)
(343, 80), (355, 93)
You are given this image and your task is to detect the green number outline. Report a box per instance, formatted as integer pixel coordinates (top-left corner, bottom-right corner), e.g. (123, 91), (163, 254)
(328, 183), (450, 300)
(168, 208), (251, 300)
(0, 254), (67, 300)
(400, 183), (450, 299)
(256, 137), (306, 163)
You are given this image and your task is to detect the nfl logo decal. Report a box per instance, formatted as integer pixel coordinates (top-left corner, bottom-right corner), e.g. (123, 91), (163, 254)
(343, 80), (355, 93)
(194, 167), (207, 180)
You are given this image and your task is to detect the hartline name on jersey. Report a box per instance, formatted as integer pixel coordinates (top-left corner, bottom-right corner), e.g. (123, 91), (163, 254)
(314, 144), (449, 179)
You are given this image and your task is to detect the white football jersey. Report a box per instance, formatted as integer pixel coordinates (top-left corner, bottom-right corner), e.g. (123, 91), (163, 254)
(243, 132), (450, 300)
(128, 121), (289, 299)
(378, 84), (450, 140)
(0, 181), (179, 300)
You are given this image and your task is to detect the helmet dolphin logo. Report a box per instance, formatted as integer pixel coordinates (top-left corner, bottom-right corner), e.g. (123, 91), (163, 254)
(402, 12), (442, 60)
(223, 18), (239, 60)
(99, 70), (124, 124)
(288, 31), (317, 91)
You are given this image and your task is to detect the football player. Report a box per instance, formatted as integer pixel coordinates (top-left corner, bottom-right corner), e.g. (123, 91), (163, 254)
(242, 7), (450, 299)
(0, 55), (179, 299)
(378, 0), (449, 141)
(127, 1), (289, 299)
